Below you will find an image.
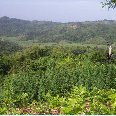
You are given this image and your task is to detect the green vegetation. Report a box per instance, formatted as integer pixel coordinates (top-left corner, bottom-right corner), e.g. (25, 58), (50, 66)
(0, 17), (116, 44)
(0, 16), (116, 114)
(0, 45), (116, 114)
(102, 0), (116, 9)
(0, 39), (22, 55)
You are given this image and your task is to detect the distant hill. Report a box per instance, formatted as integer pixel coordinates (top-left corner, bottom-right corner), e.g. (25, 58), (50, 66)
(0, 16), (59, 36)
(0, 16), (116, 44)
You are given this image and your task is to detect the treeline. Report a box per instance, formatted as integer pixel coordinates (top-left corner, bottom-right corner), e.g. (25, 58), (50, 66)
(0, 16), (116, 43)
(0, 16), (59, 38)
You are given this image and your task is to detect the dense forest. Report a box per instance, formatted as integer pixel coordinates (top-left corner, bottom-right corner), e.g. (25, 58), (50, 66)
(0, 16), (116, 44)
(0, 16), (116, 114)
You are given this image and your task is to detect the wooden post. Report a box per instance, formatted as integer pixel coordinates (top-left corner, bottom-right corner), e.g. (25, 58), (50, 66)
(108, 45), (112, 62)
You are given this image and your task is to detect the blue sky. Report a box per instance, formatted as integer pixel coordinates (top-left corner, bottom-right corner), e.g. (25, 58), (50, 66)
(0, 0), (116, 22)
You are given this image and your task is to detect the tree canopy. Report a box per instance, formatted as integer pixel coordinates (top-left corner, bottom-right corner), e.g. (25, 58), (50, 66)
(102, 0), (116, 9)
(0, 17), (116, 44)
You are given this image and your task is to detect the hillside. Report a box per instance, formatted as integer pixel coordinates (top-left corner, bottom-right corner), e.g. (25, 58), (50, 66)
(0, 16), (59, 37)
(0, 16), (116, 44)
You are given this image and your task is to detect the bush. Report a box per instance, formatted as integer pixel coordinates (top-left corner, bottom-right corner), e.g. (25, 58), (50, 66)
(0, 46), (116, 114)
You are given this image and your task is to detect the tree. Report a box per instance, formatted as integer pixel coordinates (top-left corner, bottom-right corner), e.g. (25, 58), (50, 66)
(102, 0), (116, 9)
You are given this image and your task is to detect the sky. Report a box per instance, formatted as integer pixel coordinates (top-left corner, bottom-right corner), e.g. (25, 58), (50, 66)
(0, 0), (116, 22)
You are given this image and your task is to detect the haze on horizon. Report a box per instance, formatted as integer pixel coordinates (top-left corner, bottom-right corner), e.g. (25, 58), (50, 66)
(0, 0), (116, 22)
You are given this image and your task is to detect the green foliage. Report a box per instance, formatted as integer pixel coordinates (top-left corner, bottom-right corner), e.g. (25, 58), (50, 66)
(0, 17), (116, 44)
(102, 0), (116, 9)
(0, 16), (116, 115)
(0, 45), (116, 114)
(1, 86), (116, 114)
(0, 16), (59, 38)
(59, 86), (116, 115)
(0, 56), (12, 76)
(0, 39), (22, 55)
